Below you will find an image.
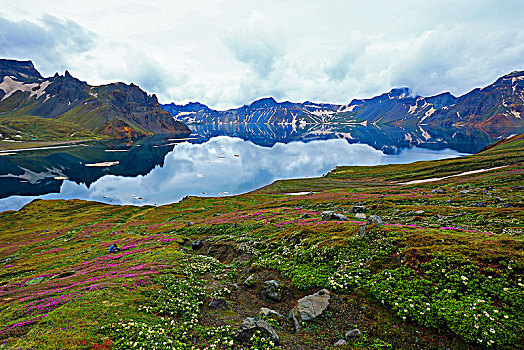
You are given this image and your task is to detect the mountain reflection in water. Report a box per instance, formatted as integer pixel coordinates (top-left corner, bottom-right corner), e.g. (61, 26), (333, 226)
(0, 124), (519, 211)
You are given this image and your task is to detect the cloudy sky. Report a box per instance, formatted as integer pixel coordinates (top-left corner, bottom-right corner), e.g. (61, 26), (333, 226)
(1, 0), (523, 109)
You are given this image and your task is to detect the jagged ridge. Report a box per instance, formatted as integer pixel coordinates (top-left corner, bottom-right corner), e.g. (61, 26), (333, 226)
(0, 59), (190, 139)
(163, 71), (524, 130)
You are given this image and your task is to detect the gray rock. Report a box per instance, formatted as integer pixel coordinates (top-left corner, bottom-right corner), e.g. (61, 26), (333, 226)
(358, 225), (367, 236)
(351, 205), (367, 213)
(321, 211), (347, 221)
(25, 277), (44, 286)
(334, 339), (347, 346)
(430, 188), (446, 194)
(260, 307), (283, 318)
(366, 215), (383, 225)
(354, 213), (366, 219)
(192, 240), (203, 250)
(289, 289), (330, 332)
(208, 297), (228, 310)
(260, 280), (281, 302)
(345, 328), (362, 340)
(235, 317), (279, 345)
(229, 283), (239, 290)
(474, 202), (487, 207)
(187, 222), (194, 226)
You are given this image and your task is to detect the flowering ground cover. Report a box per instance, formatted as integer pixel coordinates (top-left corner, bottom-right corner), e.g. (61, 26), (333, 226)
(0, 135), (523, 349)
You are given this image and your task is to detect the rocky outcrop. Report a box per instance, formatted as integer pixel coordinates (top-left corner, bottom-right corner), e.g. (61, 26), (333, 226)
(321, 211), (347, 221)
(289, 289), (330, 332)
(235, 317), (280, 345)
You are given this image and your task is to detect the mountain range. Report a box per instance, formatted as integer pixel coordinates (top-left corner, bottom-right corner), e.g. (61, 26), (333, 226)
(162, 71), (524, 130)
(0, 59), (189, 140)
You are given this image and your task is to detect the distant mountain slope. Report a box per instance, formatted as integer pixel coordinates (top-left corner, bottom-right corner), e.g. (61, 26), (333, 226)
(0, 59), (190, 140)
(163, 71), (524, 129)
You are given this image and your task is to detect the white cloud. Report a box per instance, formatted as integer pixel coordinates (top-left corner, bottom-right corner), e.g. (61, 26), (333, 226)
(1, 0), (524, 108)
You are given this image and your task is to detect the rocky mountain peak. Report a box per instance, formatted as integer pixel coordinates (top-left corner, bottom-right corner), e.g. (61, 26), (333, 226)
(0, 59), (43, 82)
(250, 97), (278, 108)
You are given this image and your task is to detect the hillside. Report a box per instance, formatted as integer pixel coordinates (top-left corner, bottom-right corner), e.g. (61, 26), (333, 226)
(0, 59), (190, 141)
(0, 135), (522, 349)
(163, 71), (524, 130)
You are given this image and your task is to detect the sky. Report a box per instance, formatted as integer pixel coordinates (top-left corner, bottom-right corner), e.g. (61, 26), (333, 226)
(1, 0), (524, 109)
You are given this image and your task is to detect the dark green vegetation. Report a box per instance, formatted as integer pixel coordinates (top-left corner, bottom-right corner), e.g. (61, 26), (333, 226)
(0, 59), (189, 145)
(0, 135), (523, 349)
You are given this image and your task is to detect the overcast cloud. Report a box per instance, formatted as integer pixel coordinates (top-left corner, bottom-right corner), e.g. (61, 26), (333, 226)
(1, 0), (523, 109)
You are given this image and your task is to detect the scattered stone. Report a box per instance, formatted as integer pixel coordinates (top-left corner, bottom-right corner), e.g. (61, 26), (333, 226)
(414, 210), (424, 215)
(460, 190), (470, 194)
(260, 280), (281, 302)
(235, 317), (280, 345)
(229, 283), (239, 290)
(321, 211), (347, 221)
(351, 205), (367, 213)
(187, 222), (194, 227)
(289, 289), (330, 332)
(334, 339), (347, 346)
(474, 202), (487, 207)
(25, 277), (44, 286)
(260, 307), (283, 318)
(358, 225), (367, 236)
(366, 215), (383, 225)
(430, 189), (446, 194)
(464, 184), (473, 189)
(355, 213), (366, 219)
(208, 297), (228, 310)
(192, 240), (203, 250)
(345, 328), (362, 340)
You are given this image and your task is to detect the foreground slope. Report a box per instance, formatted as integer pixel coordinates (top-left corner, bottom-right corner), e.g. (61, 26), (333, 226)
(0, 136), (523, 349)
(0, 59), (190, 141)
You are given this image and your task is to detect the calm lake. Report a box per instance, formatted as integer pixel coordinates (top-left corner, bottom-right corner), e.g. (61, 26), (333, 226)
(0, 124), (517, 212)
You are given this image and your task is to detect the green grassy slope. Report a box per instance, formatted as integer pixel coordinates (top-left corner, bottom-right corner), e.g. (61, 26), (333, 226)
(0, 136), (523, 349)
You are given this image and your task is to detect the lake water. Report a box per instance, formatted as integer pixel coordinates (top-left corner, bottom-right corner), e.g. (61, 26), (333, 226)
(0, 124), (516, 212)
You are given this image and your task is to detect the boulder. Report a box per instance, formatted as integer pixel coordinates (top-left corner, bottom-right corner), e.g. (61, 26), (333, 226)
(208, 297), (228, 310)
(289, 289), (330, 332)
(321, 211), (347, 221)
(192, 240), (203, 250)
(334, 339), (347, 346)
(366, 215), (383, 225)
(260, 280), (281, 302)
(260, 307), (283, 318)
(345, 328), (362, 340)
(351, 205), (367, 213)
(235, 317), (279, 345)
